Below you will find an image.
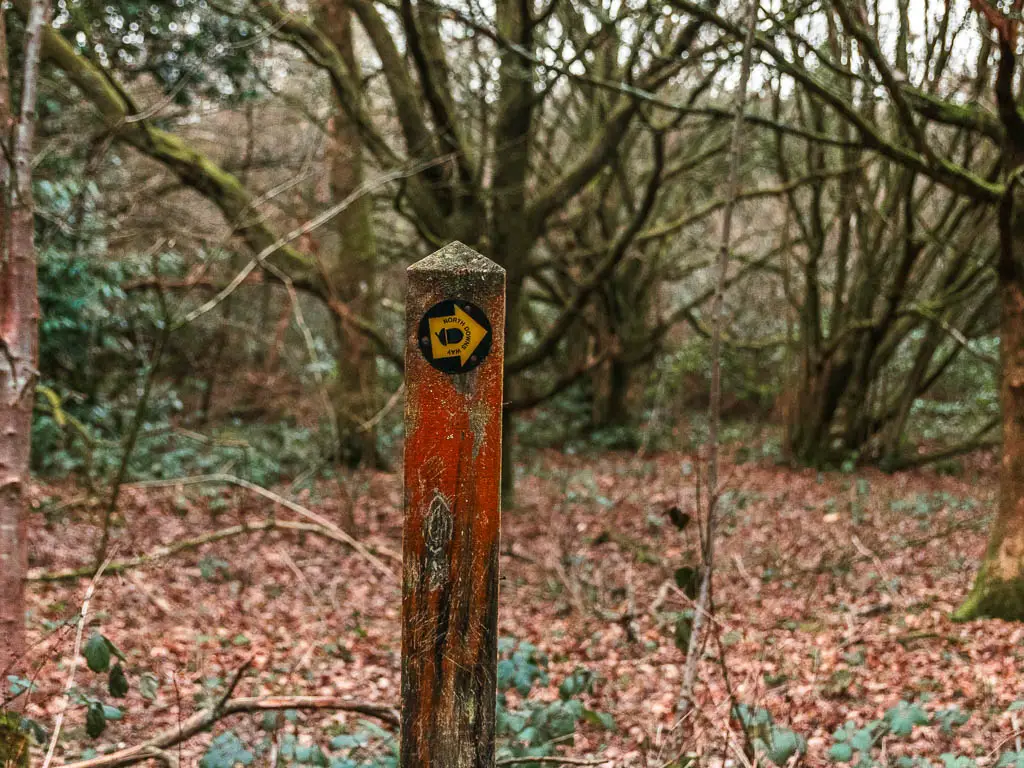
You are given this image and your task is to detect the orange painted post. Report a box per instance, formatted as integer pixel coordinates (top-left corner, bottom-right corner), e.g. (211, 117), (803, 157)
(402, 242), (505, 768)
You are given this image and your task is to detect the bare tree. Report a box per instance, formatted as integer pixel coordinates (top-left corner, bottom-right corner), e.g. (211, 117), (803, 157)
(678, 0), (757, 725)
(669, 0), (1024, 619)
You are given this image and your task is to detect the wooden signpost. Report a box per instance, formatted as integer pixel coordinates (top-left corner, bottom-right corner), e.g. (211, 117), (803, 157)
(402, 242), (505, 768)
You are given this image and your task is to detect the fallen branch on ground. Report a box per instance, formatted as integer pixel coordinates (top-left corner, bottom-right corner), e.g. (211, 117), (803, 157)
(789, 515), (991, 581)
(127, 473), (399, 577)
(56, 697), (399, 768)
(497, 758), (609, 766)
(887, 415), (1000, 470)
(42, 558), (113, 768)
(27, 519), (395, 583)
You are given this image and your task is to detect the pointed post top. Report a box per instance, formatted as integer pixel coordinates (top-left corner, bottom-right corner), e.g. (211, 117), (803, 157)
(408, 241), (505, 275)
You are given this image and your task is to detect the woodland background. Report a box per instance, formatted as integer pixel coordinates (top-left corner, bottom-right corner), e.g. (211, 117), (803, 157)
(3, 0), (1024, 764)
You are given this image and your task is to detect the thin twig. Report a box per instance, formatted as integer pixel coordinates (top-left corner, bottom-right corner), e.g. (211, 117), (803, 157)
(27, 519), (369, 582)
(97, 240), (170, 563)
(679, 0), (759, 719)
(41, 557), (113, 768)
(124, 474), (399, 578)
(216, 656), (254, 709)
(55, 696), (399, 768)
(175, 154), (454, 329)
(360, 383), (404, 432)
(497, 758), (609, 766)
(274, 270), (340, 448)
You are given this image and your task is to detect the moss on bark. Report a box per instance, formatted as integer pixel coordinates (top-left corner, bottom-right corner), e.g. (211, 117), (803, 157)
(954, 572), (1024, 621)
(952, 535), (1024, 626)
(0, 714), (29, 768)
(956, 207), (1024, 622)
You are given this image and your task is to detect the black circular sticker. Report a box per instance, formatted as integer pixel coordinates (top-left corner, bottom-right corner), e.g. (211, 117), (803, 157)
(418, 299), (493, 374)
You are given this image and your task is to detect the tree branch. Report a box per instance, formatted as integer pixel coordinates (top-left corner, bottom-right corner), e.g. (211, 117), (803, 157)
(670, 0), (1002, 203)
(27, 11), (322, 291)
(123, 474), (399, 578)
(27, 518), (400, 582)
(57, 697), (399, 768)
(508, 131), (665, 374)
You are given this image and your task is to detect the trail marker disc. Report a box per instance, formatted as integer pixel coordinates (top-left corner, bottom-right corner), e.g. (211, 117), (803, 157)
(417, 299), (493, 374)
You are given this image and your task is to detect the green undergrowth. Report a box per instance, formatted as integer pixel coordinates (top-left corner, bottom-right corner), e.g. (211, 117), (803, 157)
(183, 638), (613, 768)
(823, 698), (1023, 767)
(712, 698), (1024, 767)
(33, 410), (330, 489)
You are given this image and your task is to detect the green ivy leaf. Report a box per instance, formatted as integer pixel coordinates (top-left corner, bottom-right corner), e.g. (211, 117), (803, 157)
(850, 725), (877, 752)
(666, 506), (691, 530)
(583, 708), (615, 731)
(19, 716), (48, 745)
(139, 673), (159, 701)
(762, 726), (806, 766)
(884, 701), (930, 737)
(940, 755), (978, 768)
(294, 744), (328, 766)
(935, 707), (969, 735)
(558, 670), (592, 700)
(998, 752), (1024, 768)
(518, 725), (539, 746)
(84, 633), (111, 673)
(108, 665), (128, 698)
(85, 701), (106, 738)
(7, 676), (36, 696)
(496, 659), (515, 691)
(329, 733), (369, 750)
(497, 709), (526, 736)
(828, 743), (853, 763)
(733, 703), (773, 729)
(545, 701), (579, 739)
(104, 637), (127, 663)
(200, 732), (254, 768)
(674, 567), (700, 599)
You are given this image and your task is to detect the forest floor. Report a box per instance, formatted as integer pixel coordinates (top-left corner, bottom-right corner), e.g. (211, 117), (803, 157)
(15, 447), (1024, 767)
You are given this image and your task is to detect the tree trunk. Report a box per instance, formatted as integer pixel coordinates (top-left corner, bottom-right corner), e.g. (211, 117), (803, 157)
(0, 205), (36, 676)
(320, 0), (380, 468)
(591, 357), (632, 430)
(0, 6), (20, 675)
(1, 0), (48, 675)
(954, 204), (1024, 620)
(786, 354), (853, 465)
(491, 0), (535, 503)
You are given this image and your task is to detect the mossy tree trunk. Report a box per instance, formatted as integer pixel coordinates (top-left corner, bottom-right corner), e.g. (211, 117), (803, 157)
(954, 193), (1024, 621)
(320, 0), (381, 468)
(952, 14), (1024, 621)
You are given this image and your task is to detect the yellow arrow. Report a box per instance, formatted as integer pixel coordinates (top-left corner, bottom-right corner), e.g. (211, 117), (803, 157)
(428, 304), (488, 366)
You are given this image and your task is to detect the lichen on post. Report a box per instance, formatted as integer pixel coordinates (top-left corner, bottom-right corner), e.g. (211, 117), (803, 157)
(401, 241), (505, 768)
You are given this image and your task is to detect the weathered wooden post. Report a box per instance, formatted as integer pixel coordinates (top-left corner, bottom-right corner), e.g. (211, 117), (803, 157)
(402, 242), (505, 768)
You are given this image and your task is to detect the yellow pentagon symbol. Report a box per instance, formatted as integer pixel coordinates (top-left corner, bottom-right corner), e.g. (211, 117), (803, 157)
(428, 304), (488, 366)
